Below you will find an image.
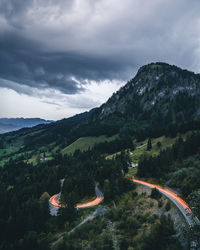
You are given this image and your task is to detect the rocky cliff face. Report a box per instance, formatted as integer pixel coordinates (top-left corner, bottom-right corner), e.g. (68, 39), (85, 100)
(99, 62), (200, 122)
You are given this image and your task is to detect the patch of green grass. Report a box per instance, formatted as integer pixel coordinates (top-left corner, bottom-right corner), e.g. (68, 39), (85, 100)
(0, 145), (22, 166)
(62, 135), (117, 155)
(130, 133), (189, 163)
(27, 154), (38, 164)
(127, 167), (138, 177)
(0, 149), (6, 156)
(27, 152), (54, 165)
(105, 151), (122, 160)
(106, 131), (190, 164)
(45, 156), (54, 161)
(150, 64), (162, 69)
(0, 158), (8, 167)
(0, 146), (20, 157)
(7, 185), (14, 191)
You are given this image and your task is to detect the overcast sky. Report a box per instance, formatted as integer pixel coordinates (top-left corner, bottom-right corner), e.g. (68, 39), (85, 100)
(0, 0), (200, 120)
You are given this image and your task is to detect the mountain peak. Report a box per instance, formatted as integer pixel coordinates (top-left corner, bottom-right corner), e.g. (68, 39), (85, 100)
(136, 62), (197, 78)
(138, 62), (171, 72)
(100, 62), (200, 120)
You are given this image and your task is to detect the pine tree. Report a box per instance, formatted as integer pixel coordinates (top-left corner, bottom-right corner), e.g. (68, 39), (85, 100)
(147, 137), (152, 151)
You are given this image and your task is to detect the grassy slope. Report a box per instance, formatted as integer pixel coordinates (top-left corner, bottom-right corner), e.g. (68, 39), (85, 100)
(108, 132), (190, 179)
(0, 134), (117, 166)
(61, 135), (117, 155)
(0, 130), (191, 166)
(0, 129), (45, 166)
(107, 132), (189, 163)
(130, 135), (177, 163)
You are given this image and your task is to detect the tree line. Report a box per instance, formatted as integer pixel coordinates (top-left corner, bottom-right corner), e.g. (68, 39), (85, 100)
(137, 132), (200, 179)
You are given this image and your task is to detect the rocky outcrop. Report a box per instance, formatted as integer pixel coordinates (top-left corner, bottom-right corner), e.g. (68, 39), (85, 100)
(99, 62), (200, 122)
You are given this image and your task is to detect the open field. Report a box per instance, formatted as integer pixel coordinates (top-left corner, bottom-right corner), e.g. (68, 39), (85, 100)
(107, 132), (190, 164)
(0, 130), (192, 167)
(61, 135), (117, 155)
(130, 132), (190, 163)
(130, 135), (176, 163)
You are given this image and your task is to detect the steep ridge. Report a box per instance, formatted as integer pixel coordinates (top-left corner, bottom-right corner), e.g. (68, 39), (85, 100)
(99, 62), (200, 122)
(2, 62), (200, 149)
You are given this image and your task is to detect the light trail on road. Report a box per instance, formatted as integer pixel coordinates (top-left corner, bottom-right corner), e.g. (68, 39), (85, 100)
(132, 178), (192, 214)
(76, 196), (104, 208)
(50, 177), (199, 249)
(49, 194), (62, 207)
(49, 186), (104, 209)
(49, 178), (192, 214)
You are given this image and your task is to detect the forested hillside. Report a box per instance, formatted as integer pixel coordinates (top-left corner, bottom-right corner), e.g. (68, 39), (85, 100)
(2, 62), (200, 152)
(1, 62), (200, 249)
(137, 132), (200, 218)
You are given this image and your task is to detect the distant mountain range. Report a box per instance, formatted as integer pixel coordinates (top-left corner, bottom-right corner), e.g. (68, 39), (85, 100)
(0, 118), (53, 134)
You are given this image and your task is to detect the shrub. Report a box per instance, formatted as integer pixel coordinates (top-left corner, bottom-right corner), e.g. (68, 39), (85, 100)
(165, 201), (171, 211)
(158, 200), (163, 208)
(150, 188), (161, 199)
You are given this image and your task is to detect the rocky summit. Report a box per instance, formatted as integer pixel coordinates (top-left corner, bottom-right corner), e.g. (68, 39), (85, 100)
(100, 62), (200, 122)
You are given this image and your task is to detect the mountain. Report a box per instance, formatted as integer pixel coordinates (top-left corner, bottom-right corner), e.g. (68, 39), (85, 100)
(100, 62), (200, 120)
(93, 62), (200, 139)
(0, 118), (53, 134)
(80, 62), (200, 138)
(2, 62), (200, 148)
(1, 62), (199, 250)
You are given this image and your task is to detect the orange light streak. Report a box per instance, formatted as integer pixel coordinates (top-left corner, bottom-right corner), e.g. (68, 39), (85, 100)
(132, 179), (192, 214)
(49, 194), (104, 209)
(49, 178), (192, 214)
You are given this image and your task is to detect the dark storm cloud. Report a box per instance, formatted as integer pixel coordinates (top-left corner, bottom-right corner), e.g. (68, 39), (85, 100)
(0, 0), (200, 95)
(0, 30), (130, 94)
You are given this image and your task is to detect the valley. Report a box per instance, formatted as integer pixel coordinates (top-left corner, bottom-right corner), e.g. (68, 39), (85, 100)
(1, 0), (200, 248)
(0, 63), (200, 249)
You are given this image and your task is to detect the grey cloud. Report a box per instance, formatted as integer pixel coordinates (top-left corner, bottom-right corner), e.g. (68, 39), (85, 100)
(41, 99), (62, 107)
(0, 78), (40, 97)
(0, 31), (129, 94)
(66, 96), (101, 109)
(0, 0), (200, 97)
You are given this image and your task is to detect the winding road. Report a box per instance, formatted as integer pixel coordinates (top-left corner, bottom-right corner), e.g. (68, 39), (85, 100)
(130, 178), (200, 249)
(49, 178), (199, 227)
(131, 179), (196, 225)
(50, 178), (200, 249)
(49, 178), (199, 226)
(49, 184), (104, 209)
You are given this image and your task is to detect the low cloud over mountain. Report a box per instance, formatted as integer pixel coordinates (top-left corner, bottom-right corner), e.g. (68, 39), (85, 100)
(1, 0), (200, 119)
